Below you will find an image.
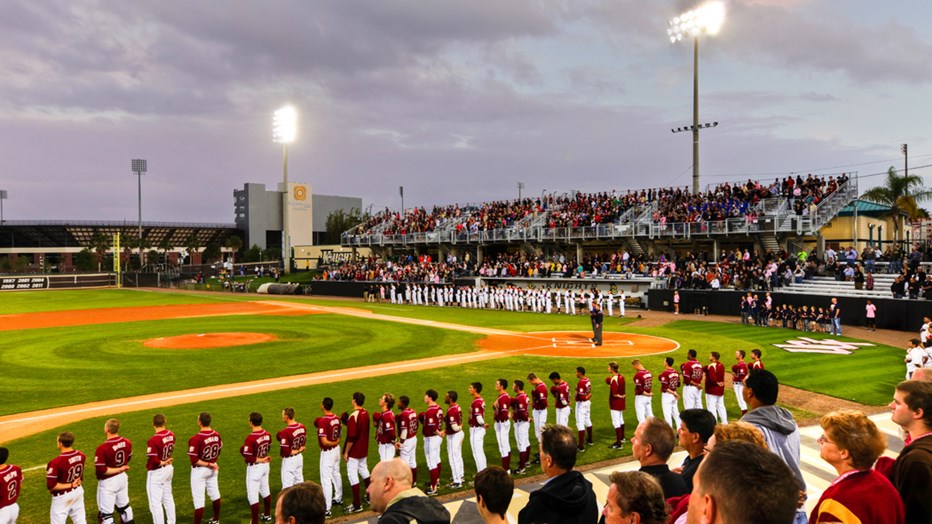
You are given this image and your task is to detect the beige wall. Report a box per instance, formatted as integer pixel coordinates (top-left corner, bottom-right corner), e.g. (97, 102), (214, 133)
(819, 214), (905, 250)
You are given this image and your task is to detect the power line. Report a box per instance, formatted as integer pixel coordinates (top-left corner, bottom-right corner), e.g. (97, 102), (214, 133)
(704, 153), (932, 179)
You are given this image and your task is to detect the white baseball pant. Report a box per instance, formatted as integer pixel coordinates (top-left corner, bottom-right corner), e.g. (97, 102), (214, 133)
(190, 466), (220, 510)
(146, 466), (175, 524)
(280, 454), (304, 489)
(0, 503), (19, 524)
(532, 409), (547, 442)
(319, 448), (342, 510)
(683, 385), (703, 410)
(494, 421), (511, 458)
(734, 384), (747, 412)
(97, 472), (134, 524)
(446, 432), (465, 484)
(245, 462), (270, 505)
(610, 410), (624, 429)
(399, 440), (417, 469)
(469, 427), (487, 471)
(661, 392), (681, 429)
(514, 421), (530, 453)
(378, 443), (396, 462)
(50, 486), (87, 524)
(423, 435), (442, 470)
(346, 457), (370, 486)
(555, 407), (570, 427)
(575, 401), (591, 431)
(634, 396), (653, 423)
(705, 393), (727, 423)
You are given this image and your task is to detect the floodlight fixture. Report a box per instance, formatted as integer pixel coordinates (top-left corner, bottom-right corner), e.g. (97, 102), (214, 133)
(273, 105), (297, 144)
(273, 105), (298, 273)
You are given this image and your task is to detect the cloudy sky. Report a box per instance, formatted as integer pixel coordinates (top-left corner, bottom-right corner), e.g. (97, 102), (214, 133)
(0, 0), (929, 223)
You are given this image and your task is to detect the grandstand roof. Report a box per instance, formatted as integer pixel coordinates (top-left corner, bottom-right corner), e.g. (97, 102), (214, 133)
(837, 199), (900, 217)
(0, 220), (240, 249)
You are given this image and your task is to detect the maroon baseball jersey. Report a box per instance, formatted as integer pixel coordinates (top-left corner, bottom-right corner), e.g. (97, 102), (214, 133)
(751, 360), (765, 372)
(344, 409), (370, 459)
(241, 429), (272, 464)
(633, 370), (653, 396)
(605, 374), (626, 411)
(277, 423), (308, 458)
(550, 382), (570, 408)
(397, 408), (419, 442)
(575, 377), (591, 401)
(314, 414), (341, 450)
(659, 369), (680, 394)
(732, 361), (749, 384)
(511, 392), (529, 422)
(46, 450), (86, 494)
(419, 405), (443, 437)
(146, 430), (176, 471)
(493, 392), (512, 422)
(95, 436), (132, 480)
(468, 397), (486, 428)
(445, 404), (463, 434)
(373, 410), (397, 444)
(704, 362), (726, 396)
(531, 382), (548, 410)
(188, 430), (222, 466)
(681, 359), (704, 387)
(0, 464), (22, 508)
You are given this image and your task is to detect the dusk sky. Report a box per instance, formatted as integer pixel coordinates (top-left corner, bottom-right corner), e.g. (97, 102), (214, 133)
(0, 0), (929, 224)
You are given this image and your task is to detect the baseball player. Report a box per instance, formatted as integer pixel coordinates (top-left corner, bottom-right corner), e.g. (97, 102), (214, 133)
(548, 371), (571, 426)
(277, 407), (307, 489)
(526, 373), (548, 463)
(94, 418), (134, 524)
(241, 413), (272, 523)
(395, 396), (419, 485)
(441, 391), (465, 488)
(341, 392), (371, 513)
(703, 352), (728, 423)
(47, 432), (87, 524)
(373, 393), (397, 462)
(605, 362), (626, 449)
(146, 414), (176, 524)
(575, 366), (593, 451)
(510, 380), (531, 474)
(0, 447), (22, 524)
(618, 289), (626, 317)
(631, 360), (654, 423)
(680, 350), (704, 410)
(492, 379), (513, 471)
(732, 350), (750, 415)
(188, 412), (222, 524)
(314, 398), (343, 517)
(418, 390), (444, 495)
(750, 349), (765, 371)
(467, 382), (488, 472)
(658, 358), (682, 429)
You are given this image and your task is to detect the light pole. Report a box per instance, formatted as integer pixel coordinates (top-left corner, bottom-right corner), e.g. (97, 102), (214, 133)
(902, 143), (909, 181)
(518, 182), (524, 201)
(131, 159), (147, 269)
(668, 1), (725, 194)
(273, 106), (297, 274)
(400, 186), (405, 213)
(0, 190), (7, 224)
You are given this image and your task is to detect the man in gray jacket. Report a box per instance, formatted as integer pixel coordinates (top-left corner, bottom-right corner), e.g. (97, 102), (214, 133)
(367, 459), (450, 524)
(740, 369), (807, 524)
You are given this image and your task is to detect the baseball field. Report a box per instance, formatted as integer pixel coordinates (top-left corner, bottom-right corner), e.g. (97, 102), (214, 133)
(0, 288), (904, 523)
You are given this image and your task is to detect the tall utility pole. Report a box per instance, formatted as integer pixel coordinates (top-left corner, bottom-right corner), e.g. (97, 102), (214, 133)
(517, 182), (524, 201)
(400, 186), (405, 213)
(131, 159), (147, 269)
(902, 143), (909, 180)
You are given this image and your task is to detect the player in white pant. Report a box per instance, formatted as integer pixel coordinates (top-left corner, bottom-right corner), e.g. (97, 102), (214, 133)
(97, 473), (133, 524)
(732, 350), (750, 415)
(190, 466), (220, 518)
(442, 392), (465, 486)
(245, 463), (271, 518)
(51, 487), (87, 524)
(574, 367), (593, 448)
(683, 385), (703, 410)
(146, 414), (176, 524)
(94, 419), (134, 524)
(277, 408), (307, 490)
(47, 433), (87, 524)
(705, 393), (727, 423)
(319, 448), (342, 511)
(468, 382), (488, 472)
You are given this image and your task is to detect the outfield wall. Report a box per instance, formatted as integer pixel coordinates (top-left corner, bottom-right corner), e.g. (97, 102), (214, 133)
(0, 273), (115, 291)
(648, 288), (931, 331)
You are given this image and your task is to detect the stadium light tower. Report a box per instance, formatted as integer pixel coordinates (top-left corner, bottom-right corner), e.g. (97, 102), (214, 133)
(131, 159), (147, 269)
(273, 105), (297, 274)
(0, 190), (7, 224)
(668, 1), (725, 194)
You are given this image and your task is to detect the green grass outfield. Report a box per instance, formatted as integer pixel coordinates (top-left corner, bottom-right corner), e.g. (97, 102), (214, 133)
(0, 289), (907, 522)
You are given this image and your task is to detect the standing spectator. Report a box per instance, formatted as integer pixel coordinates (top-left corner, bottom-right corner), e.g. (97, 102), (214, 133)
(674, 409), (715, 492)
(442, 391), (465, 488)
(810, 410), (904, 523)
(367, 459), (450, 524)
(474, 467), (513, 524)
(889, 380), (932, 523)
(830, 297), (842, 336)
(146, 414), (176, 524)
(341, 393), (371, 513)
(517, 425), (597, 524)
(605, 362), (627, 449)
(47, 432), (87, 524)
(673, 290), (680, 314)
(241, 412), (273, 524)
(278, 408), (307, 489)
(0, 447), (22, 524)
(865, 300), (877, 331)
(631, 418), (687, 499)
(703, 352), (727, 423)
(274, 481), (326, 524)
(188, 412), (223, 524)
(467, 383), (488, 472)
(658, 357), (681, 429)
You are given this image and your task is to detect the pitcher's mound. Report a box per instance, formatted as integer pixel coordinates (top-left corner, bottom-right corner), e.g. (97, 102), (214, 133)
(144, 332), (277, 349)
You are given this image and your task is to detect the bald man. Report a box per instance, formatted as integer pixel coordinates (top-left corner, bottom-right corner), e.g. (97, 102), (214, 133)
(366, 459), (450, 524)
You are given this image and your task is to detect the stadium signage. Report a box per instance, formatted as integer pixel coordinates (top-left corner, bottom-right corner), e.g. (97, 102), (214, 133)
(773, 337), (874, 355)
(0, 277), (49, 291)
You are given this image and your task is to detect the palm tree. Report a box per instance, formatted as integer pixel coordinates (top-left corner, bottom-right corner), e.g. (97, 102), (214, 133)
(861, 167), (932, 245)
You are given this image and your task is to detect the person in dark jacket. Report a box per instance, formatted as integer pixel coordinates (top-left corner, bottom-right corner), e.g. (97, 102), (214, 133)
(889, 380), (932, 523)
(631, 417), (688, 499)
(367, 458), (450, 524)
(518, 425), (598, 524)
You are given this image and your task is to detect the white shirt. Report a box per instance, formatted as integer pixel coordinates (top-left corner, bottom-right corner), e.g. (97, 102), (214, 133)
(907, 347), (927, 373)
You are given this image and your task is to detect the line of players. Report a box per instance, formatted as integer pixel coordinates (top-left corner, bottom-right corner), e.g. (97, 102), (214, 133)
(0, 350), (764, 524)
(374, 282), (629, 317)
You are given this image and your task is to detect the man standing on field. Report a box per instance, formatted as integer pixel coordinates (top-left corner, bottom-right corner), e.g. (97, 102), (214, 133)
(418, 389), (443, 496)
(548, 372), (571, 427)
(47, 432), (87, 524)
(95, 418), (134, 524)
(277, 407), (307, 490)
(0, 447), (22, 524)
(373, 394), (397, 462)
(441, 391), (465, 488)
(395, 396), (419, 486)
(575, 367), (593, 451)
(527, 373), (548, 463)
(605, 362), (626, 449)
(732, 350), (750, 415)
(341, 393), (371, 514)
(680, 350), (704, 410)
(146, 414), (175, 524)
(658, 358), (681, 429)
(188, 412), (222, 524)
(492, 379), (513, 472)
(240, 412), (272, 523)
(703, 352), (727, 423)
(314, 398), (343, 518)
(631, 360), (654, 423)
(468, 382), (488, 472)
(511, 380), (531, 475)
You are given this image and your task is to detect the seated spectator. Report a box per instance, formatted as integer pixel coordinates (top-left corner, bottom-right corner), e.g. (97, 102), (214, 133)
(632, 418), (688, 499)
(601, 471), (668, 524)
(275, 482), (327, 524)
(474, 467), (513, 524)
